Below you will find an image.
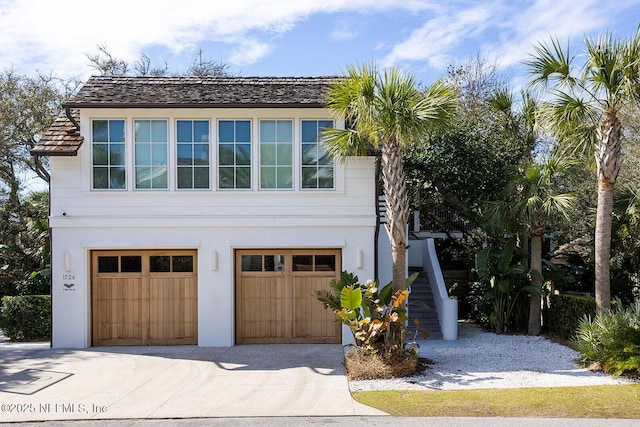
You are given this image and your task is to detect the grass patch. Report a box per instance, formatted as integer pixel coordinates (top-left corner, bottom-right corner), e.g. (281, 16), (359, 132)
(352, 384), (640, 418)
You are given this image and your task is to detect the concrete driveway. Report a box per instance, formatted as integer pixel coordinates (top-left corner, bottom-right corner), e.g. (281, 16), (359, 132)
(0, 342), (386, 422)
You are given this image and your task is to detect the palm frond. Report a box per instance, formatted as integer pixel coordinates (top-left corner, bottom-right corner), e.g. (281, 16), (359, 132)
(486, 86), (514, 114)
(321, 127), (373, 163)
(525, 36), (575, 90)
(539, 90), (597, 158)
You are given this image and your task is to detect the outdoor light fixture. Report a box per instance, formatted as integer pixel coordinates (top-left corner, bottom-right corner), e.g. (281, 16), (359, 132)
(211, 251), (218, 271)
(356, 249), (363, 269)
(64, 252), (72, 272)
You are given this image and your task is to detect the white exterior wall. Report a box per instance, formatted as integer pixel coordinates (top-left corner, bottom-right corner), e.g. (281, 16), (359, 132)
(49, 108), (377, 348)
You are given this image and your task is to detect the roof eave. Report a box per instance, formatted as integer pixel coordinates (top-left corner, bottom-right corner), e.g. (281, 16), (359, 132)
(31, 147), (80, 157)
(63, 102), (327, 109)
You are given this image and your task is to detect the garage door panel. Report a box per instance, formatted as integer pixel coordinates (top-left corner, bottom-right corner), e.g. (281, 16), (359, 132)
(292, 276), (341, 343)
(93, 277), (145, 346)
(92, 250), (197, 346)
(236, 249), (340, 344)
(149, 276), (197, 345)
(236, 275), (288, 343)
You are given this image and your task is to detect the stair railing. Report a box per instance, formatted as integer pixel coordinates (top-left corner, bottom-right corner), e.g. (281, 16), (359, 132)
(423, 238), (458, 340)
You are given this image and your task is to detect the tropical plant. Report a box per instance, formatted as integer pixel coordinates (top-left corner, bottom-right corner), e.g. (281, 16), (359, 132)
(324, 63), (456, 292)
(521, 157), (576, 334)
(526, 26), (640, 310)
(490, 155), (576, 334)
(485, 87), (577, 334)
(574, 298), (640, 376)
(476, 238), (538, 333)
(315, 271), (418, 358)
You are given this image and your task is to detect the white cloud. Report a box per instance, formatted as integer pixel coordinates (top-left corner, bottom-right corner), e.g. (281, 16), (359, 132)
(380, 3), (495, 69)
(0, 0), (438, 78)
(378, 0), (640, 84)
(0, 0), (636, 83)
(228, 39), (272, 66)
(330, 21), (359, 41)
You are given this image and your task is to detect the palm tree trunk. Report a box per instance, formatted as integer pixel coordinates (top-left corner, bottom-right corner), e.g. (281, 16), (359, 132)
(382, 139), (409, 292)
(594, 112), (622, 311)
(595, 181), (614, 310)
(528, 227), (543, 335)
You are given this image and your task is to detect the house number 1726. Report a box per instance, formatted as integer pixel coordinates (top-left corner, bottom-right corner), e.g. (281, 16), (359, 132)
(63, 274), (76, 280)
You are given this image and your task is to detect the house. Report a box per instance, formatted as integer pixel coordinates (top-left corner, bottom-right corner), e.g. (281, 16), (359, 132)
(32, 76), (380, 348)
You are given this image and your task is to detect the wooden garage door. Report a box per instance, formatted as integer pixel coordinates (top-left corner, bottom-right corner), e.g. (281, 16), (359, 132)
(92, 250), (197, 346)
(235, 249), (341, 344)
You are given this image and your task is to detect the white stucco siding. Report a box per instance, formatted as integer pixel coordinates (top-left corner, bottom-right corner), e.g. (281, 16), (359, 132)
(50, 224), (375, 348)
(48, 107), (378, 348)
(49, 108), (375, 220)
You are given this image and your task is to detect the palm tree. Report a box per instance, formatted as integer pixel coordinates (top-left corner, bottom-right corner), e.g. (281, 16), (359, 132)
(324, 63), (456, 292)
(484, 154), (575, 335)
(526, 26), (640, 310)
(518, 157), (575, 334)
(487, 89), (575, 334)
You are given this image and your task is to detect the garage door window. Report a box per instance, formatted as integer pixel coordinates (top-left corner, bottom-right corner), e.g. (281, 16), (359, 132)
(292, 254), (335, 271)
(121, 256), (142, 272)
(241, 254), (285, 272)
(98, 256), (118, 273)
(150, 255), (194, 272)
(97, 255), (142, 273)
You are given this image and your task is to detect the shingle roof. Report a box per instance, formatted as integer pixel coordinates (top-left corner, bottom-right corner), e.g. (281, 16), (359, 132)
(32, 76), (338, 156)
(64, 76), (337, 108)
(31, 109), (83, 156)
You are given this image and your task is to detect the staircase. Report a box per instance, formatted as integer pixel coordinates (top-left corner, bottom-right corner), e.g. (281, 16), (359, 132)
(407, 271), (443, 340)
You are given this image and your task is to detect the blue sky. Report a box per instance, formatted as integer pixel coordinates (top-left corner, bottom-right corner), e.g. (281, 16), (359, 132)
(1, 0), (639, 88)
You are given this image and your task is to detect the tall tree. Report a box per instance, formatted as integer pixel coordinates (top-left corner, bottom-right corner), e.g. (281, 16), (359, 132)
(526, 26), (640, 310)
(405, 57), (530, 236)
(486, 89), (575, 334)
(323, 63), (455, 291)
(516, 157), (575, 334)
(0, 71), (72, 283)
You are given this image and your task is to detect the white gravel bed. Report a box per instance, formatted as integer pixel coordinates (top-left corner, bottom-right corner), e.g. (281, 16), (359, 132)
(349, 322), (635, 391)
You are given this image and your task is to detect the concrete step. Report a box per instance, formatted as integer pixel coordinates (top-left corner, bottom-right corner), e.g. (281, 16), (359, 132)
(407, 271), (443, 340)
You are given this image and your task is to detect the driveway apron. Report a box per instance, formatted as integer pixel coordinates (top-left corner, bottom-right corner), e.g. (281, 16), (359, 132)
(0, 342), (386, 422)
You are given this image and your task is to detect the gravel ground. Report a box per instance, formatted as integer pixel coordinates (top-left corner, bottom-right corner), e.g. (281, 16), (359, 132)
(349, 322), (635, 391)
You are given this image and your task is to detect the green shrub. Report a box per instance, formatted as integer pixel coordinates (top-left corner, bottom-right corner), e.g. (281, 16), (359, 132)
(547, 293), (596, 339)
(0, 295), (51, 341)
(573, 299), (640, 376)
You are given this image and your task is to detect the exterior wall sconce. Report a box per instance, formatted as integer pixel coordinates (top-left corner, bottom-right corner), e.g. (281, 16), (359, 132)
(64, 252), (72, 272)
(356, 249), (363, 269)
(211, 251), (218, 271)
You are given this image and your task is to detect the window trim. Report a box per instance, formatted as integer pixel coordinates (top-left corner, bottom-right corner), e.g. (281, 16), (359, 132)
(217, 118), (253, 190)
(91, 118), (128, 191)
(175, 119), (212, 191)
(85, 114), (342, 194)
(258, 118), (294, 191)
(300, 118), (335, 191)
(133, 118), (169, 191)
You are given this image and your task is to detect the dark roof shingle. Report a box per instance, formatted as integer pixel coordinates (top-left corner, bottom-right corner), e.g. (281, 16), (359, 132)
(31, 109), (83, 156)
(64, 76), (337, 108)
(33, 76), (338, 156)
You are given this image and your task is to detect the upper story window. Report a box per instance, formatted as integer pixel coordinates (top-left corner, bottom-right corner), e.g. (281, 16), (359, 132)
(301, 120), (334, 189)
(134, 120), (168, 189)
(218, 120), (251, 189)
(92, 119), (126, 189)
(177, 120), (210, 189)
(260, 120), (293, 189)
